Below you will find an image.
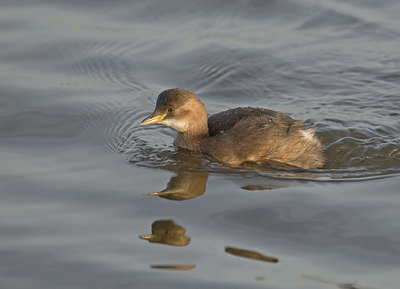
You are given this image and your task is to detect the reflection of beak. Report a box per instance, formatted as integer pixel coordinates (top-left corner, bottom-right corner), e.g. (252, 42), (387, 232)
(141, 112), (167, 125)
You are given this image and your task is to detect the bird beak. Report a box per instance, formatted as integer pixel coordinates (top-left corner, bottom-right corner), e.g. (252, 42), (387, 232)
(141, 112), (167, 125)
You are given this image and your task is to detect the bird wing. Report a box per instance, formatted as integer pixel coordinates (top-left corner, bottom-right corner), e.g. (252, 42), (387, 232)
(207, 107), (300, 136)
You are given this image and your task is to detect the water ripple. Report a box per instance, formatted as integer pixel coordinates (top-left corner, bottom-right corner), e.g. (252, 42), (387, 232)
(3, 0), (398, 180)
(104, 98), (400, 179)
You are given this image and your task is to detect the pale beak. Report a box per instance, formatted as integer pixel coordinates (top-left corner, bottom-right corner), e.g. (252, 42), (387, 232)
(141, 112), (167, 125)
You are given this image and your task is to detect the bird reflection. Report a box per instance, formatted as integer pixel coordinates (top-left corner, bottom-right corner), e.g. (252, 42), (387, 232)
(225, 246), (278, 263)
(145, 168), (316, 202)
(140, 219), (190, 246)
(150, 264), (195, 270)
(145, 171), (208, 200)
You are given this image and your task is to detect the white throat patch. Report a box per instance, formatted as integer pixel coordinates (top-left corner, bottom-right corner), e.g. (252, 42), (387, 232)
(161, 118), (189, 132)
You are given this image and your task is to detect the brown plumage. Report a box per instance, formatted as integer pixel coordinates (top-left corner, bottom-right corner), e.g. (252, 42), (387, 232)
(141, 88), (325, 169)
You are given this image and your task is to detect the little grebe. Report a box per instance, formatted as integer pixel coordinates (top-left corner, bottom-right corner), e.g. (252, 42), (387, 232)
(141, 88), (325, 169)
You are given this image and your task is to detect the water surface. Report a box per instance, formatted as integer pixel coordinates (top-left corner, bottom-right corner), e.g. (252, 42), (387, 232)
(1, 1), (400, 288)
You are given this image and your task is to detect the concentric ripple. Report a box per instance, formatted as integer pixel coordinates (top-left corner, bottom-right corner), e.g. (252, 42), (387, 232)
(101, 98), (400, 179)
(6, 0), (395, 181)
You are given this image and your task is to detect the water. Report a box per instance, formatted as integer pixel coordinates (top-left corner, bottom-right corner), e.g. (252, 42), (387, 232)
(1, 0), (399, 288)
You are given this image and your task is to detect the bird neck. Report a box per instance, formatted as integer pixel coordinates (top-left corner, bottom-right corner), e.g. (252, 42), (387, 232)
(174, 127), (209, 151)
(172, 100), (209, 151)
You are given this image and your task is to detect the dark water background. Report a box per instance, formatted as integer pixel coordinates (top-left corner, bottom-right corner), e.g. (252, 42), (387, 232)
(1, 0), (400, 288)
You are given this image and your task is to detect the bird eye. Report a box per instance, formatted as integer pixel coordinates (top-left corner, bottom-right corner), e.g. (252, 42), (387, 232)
(168, 106), (174, 112)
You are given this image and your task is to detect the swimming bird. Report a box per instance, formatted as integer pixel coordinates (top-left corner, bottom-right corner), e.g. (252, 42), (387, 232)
(141, 88), (324, 169)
